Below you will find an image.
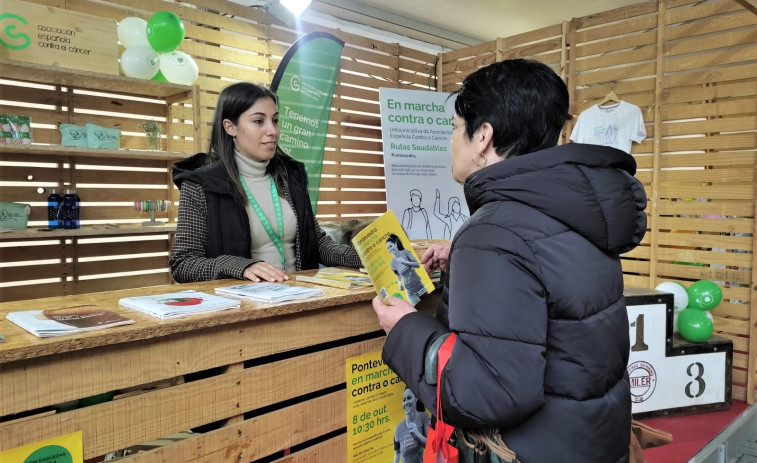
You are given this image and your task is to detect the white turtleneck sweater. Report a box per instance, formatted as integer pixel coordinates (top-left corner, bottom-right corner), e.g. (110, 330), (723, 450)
(235, 152), (297, 271)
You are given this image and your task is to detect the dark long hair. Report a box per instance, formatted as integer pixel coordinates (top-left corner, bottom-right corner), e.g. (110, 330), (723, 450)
(386, 233), (405, 251)
(451, 58), (570, 159)
(208, 81), (295, 199)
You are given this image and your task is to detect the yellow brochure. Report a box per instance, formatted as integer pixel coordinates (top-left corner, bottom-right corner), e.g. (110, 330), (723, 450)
(351, 210), (434, 305)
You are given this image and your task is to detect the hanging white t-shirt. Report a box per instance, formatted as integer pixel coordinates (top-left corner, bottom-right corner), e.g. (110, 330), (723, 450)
(570, 101), (647, 154)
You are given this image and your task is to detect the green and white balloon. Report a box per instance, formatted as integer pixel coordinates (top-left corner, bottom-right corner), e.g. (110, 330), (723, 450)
(117, 17), (150, 49)
(686, 280), (722, 311)
(146, 11), (185, 53)
(159, 51), (198, 85)
(120, 45), (160, 79)
(678, 308), (713, 343)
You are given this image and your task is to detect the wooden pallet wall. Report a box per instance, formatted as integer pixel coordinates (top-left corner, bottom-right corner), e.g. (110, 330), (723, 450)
(0, 0), (436, 301)
(656, 0), (756, 402)
(440, 0), (756, 401)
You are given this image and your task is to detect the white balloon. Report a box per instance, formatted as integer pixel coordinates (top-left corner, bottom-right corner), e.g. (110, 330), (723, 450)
(159, 51), (199, 85)
(117, 17), (150, 49)
(120, 46), (160, 79)
(655, 281), (689, 312)
(673, 311), (680, 333)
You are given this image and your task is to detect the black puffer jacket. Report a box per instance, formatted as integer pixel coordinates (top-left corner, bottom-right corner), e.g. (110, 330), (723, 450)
(382, 143), (647, 463)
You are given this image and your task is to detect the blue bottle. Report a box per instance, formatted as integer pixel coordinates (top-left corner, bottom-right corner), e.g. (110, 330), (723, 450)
(62, 189), (80, 229)
(47, 188), (63, 229)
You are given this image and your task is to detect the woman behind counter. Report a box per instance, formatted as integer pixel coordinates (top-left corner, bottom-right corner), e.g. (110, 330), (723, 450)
(372, 59), (647, 462)
(170, 82), (361, 283)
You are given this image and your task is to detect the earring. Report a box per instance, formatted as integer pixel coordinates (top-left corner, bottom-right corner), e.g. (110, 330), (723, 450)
(472, 152), (487, 167)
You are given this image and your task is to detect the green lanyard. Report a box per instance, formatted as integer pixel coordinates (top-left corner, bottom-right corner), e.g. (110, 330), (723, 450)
(239, 174), (286, 269)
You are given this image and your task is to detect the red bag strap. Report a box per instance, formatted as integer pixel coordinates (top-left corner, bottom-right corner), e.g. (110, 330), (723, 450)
(436, 333), (457, 419)
(434, 333), (457, 457)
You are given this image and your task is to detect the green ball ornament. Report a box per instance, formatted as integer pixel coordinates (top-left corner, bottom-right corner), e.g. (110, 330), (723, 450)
(146, 11), (185, 53)
(686, 280), (722, 310)
(678, 308), (713, 342)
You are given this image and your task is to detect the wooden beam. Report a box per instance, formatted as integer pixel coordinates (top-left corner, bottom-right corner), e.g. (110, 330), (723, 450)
(734, 0), (757, 14)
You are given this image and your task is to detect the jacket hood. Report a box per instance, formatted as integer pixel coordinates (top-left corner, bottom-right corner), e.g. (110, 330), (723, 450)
(172, 152), (245, 202)
(464, 143), (647, 254)
(173, 152), (213, 189)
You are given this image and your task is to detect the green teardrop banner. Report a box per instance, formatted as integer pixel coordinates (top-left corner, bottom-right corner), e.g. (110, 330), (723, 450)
(271, 32), (345, 214)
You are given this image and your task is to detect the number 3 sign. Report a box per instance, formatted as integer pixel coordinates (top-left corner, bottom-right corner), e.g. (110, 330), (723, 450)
(624, 288), (732, 418)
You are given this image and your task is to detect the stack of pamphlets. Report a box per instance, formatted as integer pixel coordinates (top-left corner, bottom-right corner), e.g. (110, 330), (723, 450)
(6, 305), (135, 338)
(351, 210), (435, 306)
(118, 290), (240, 319)
(295, 267), (372, 290)
(215, 282), (324, 303)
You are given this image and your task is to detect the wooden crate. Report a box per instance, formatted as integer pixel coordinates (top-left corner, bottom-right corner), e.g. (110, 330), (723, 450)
(0, 278), (383, 462)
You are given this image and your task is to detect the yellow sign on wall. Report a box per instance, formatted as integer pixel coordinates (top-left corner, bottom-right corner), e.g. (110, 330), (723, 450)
(347, 350), (429, 463)
(0, 0), (118, 75)
(0, 430), (83, 463)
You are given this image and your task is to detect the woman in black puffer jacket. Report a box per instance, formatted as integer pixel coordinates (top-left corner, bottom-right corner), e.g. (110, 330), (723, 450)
(372, 59), (647, 463)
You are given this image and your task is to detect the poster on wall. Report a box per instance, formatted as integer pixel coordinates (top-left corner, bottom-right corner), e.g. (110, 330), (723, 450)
(379, 88), (468, 240)
(0, 430), (83, 463)
(271, 32), (344, 213)
(0, 0), (118, 75)
(347, 350), (429, 463)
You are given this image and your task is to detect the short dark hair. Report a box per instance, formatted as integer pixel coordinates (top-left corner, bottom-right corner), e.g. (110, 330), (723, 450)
(451, 58), (570, 158)
(208, 81), (294, 199)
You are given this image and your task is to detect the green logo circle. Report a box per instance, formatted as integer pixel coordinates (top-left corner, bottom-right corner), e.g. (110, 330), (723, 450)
(24, 445), (73, 463)
(0, 14), (31, 50)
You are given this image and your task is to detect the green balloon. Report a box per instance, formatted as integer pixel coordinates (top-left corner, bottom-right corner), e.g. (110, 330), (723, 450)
(152, 69), (167, 82)
(686, 280), (722, 310)
(146, 11), (185, 53)
(672, 260), (706, 267)
(678, 308), (713, 342)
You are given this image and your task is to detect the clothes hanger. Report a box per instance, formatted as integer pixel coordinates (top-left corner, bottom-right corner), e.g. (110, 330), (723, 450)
(599, 82), (621, 107)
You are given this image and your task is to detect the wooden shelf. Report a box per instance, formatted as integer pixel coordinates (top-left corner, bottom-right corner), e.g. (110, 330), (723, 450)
(0, 144), (190, 161)
(0, 58), (193, 99)
(0, 224), (176, 240)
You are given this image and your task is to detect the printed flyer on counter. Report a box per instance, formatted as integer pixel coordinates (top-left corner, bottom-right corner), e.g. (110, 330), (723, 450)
(347, 350), (430, 463)
(0, 430), (83, 463)
(379, 88), (469, 240)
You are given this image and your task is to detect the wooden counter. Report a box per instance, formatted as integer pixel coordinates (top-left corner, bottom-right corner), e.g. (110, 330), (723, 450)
(0, 274), (383, 462)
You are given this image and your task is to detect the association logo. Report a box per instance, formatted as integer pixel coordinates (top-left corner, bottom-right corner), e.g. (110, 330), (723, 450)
(627, 361), (657, 403)
(0, 14), (31, 50)
(290, 75), (301, 91)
